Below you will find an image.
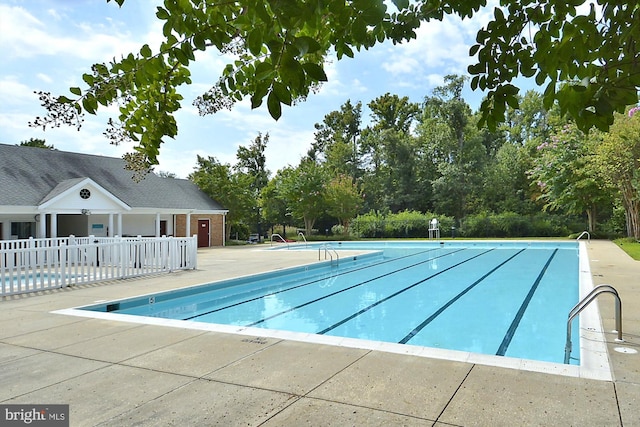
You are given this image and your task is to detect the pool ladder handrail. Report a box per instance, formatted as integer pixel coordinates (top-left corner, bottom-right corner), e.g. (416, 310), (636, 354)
(576, 231), (590, 243)
(270, 233), (289, 248)
(318, 243), (339, 266)
(298, 231), (308, 248)
(564, 284), (623, 364)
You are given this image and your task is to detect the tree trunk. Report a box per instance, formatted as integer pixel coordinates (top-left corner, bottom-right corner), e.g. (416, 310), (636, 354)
(621, 184), (640, 239)
(586, 206), (596, 233)
(304, 216), (315, 236)
(625, 200), (640, 239)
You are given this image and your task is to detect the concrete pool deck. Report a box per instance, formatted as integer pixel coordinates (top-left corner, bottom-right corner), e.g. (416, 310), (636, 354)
(1, 240), (638, 426)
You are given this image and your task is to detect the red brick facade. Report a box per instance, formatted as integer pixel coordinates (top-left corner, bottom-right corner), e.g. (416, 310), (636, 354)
(175, 214), (225, 246)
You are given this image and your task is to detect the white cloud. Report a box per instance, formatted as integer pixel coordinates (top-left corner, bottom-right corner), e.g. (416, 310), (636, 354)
(36, 73), (53, 84)
(0, 77), (36, 106)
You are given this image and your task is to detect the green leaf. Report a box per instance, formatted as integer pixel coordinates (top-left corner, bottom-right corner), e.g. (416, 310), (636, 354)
(272, 81), (292, 105)
(69, 87), (82, 96)
(57, 95), (73, 103)
(82, 95), (98, 114)
(255, 61), (274, 81)
(352, 17), (368, 44)
(248, 29), (263, 56)
(193, 33), (206, 50)
(302, 63), (327, 81)
(392, 0), (409, 9)
(82, 73), (95, 85)
(155, 6), (169, 20)
(267, 91), (282, 120)
(140, 44), (152, 58)
(174, 48), (189, 66)
(296, 36), (322, 55)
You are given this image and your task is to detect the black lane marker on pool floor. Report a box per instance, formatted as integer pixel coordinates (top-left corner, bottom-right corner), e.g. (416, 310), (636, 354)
(245, 249), (472, 327)
(183, 248), (447, 321)
(495, 248), (559, 357)
(317, 249), (495, 335)
(398, 248), (526, 345)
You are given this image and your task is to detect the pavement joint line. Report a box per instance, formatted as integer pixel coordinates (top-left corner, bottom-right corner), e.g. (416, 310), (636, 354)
(613, 382), (624, 427)
(92, 374), (211, 427)
(276, 394), (440, 425)
(432, 363), (476, 425)
(0, 320), (148, 346)
(0, 352), (115, 403)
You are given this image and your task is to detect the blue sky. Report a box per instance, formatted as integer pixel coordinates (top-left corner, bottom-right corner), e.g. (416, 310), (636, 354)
(1, 0), (503, 178)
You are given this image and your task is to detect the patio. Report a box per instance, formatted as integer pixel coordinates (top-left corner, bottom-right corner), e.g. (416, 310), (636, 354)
(1, 240), (638, 426)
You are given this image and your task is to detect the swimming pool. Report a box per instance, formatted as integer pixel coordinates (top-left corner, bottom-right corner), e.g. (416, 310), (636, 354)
(64, 240), (611, 378)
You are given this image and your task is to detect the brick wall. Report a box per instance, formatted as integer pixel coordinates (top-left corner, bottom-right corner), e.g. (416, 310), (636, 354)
(175, 214), (225, 246)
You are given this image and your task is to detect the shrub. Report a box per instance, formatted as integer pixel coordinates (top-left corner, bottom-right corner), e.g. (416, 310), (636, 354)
(350, 210), (454, 238)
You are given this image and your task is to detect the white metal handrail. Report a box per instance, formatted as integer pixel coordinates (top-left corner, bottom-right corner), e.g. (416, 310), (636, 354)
(270, 233), (289, 248)
(564, 284), (623, 364)
(298, 231), (308, 248)
(318, 243), (339, 266)
(576, 231), (590, 243)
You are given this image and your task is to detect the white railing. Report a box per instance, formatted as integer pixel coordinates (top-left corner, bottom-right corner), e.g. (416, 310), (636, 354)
(0, 235), (198, 296)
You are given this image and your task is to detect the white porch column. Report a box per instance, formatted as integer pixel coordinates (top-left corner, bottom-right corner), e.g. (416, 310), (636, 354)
(186, 213), (191, 237)
(50, 212), (58, 238)
(108, 213), (114, 237)
(38, 213), (46, 238)
(155, 213), (161, 237)
(117, 214), (123, 236)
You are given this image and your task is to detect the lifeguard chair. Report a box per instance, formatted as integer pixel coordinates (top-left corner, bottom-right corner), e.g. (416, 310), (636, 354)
(428, 218), (440, 240)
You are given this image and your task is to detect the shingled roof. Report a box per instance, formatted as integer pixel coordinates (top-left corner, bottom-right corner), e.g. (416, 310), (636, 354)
(0, 143), (225, 211)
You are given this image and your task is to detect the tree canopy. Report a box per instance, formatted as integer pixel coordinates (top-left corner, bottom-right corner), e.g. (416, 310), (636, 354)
(30, 0), (639, 172)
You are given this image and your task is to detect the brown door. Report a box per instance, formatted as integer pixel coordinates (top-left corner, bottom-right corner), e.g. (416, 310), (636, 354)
(160, 220), (167, 237)
(197, 219), (210, 247)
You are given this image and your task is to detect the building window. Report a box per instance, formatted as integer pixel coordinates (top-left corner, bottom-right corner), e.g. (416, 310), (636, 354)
(79, 188), (91, 199)
(11, 222), (35, 239)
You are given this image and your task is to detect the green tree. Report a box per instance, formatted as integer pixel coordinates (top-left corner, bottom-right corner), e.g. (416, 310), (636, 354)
(189, 155), (253, 241)
(309, 100), (363, 181)
(529, 123), (613, 233)
(19, 138), (54, 149)
(368, 93), (420, 134)
(325, 174), (362, 233)
(481, 143), (534, 214)
(595, 108), (640, 238)
(156, 170), (176, 178)
(470, 1), (639, 133)
(32, 1), (637, 171)
(280, 160), (327, 234)
(235, 133), (270, 235)
(361, 93), (421, 212)
(235, 133), (270, 192)
(419, 75), (471, 165)
(259, 171), (291, 237)
(418, 76), (486, 219)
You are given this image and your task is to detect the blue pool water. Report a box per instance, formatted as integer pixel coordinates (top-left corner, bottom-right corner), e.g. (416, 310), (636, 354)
(83, 241), (581, 364)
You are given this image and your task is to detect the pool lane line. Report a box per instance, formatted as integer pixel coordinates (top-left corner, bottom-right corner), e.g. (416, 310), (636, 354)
(495, 248), (559, 357)
(398, 248), (526, 345)
(316, 249), (496, 335)
(244, 248), (476, 327)
(182, 248), (450, 321)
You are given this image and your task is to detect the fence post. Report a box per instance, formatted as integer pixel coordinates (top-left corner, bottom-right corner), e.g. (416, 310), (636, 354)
(28, 236), (35, 269)
(60, 243), (67, 288)
(192, 234), (198, 270)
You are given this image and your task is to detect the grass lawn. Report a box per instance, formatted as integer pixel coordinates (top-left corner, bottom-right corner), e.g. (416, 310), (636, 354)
(614, 238), (640, 260)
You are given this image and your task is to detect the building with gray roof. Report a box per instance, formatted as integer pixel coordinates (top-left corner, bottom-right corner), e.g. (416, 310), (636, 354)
(0, 144), (228, 246)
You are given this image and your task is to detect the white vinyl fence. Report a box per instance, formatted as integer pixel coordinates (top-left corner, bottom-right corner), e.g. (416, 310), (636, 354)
(0, 235), (198, 296)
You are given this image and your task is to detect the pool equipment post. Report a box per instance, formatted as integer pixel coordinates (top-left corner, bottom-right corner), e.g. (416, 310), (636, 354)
(565, 284), (623, 364)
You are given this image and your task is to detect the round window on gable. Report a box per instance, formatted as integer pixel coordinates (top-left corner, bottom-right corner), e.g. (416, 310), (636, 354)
(79, 188), (91, 199)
